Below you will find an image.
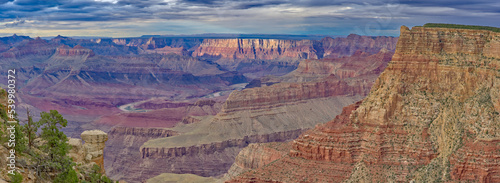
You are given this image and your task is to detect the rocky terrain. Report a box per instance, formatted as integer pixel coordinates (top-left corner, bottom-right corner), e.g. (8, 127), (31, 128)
(129, 48), (394, 181)
(0, 33), (397, 182)
(0, 129), (109, 182)
(193, 36), (397, 78)
(228, 25), (500, 182)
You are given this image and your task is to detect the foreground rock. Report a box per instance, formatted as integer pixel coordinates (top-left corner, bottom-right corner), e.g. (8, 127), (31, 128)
(68, 130), (108, 173)
(229, 25), (500, 182)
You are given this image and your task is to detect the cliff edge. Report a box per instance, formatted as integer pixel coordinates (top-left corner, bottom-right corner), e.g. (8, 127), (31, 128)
(229, 24), (500, 182)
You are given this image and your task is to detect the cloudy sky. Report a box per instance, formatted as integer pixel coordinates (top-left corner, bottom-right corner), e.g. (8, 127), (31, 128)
(0, 0), (498, 37)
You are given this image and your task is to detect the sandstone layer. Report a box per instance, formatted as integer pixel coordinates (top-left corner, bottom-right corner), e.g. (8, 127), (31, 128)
(191, 36), (397, 78)
(193, 39), (318, 61)
(230, 25), (500, 182)
(135, 46), (393, 181)
(223, 142), (290, 181)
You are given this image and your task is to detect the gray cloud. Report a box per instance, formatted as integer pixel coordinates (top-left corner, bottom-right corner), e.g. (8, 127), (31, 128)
(0, 0), (497, 36)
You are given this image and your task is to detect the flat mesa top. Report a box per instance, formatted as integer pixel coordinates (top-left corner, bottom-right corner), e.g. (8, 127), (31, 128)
(422, 23), (500, 32)
(81, 130), (107, 136)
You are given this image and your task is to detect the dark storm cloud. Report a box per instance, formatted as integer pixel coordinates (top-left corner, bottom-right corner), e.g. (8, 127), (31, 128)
(0, 0), (496, 21)
(0, 0), (497, 36)
(234, 0), (286, 9)
(398, 0), (500, 13)
(117, 0), (168, 8)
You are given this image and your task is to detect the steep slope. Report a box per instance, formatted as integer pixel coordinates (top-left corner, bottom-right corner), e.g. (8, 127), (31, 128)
(230, 25), (500, 183)
(320, 34), (398, 58)
(130, 48), (393, 182)
(192, 36), (397, 78)
(193, 39), (318, 61)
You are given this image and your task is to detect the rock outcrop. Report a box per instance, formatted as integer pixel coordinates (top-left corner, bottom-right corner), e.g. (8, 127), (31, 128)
(193, 39), (318, 61)
(229, 25), (500, 182)
(191, 36), (397, 78)
(68, 130), (108, 173)
(135, 44), (393, 181)
(223, 142), (290, 181)
(320, 34), (398, 58)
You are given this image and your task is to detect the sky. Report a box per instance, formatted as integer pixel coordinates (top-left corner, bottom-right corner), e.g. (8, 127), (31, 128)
(0, 0), (498, 37)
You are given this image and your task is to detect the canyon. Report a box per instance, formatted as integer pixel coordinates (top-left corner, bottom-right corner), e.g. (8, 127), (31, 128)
(130, 48), (394, 181)
(0, 33), (398, 182)
(228, 25), (500, 182)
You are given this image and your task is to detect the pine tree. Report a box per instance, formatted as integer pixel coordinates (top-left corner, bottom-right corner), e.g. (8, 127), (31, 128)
(22, 108), (38, 149)
(39, 110), (70, 162)
(36, 110), (77, 181)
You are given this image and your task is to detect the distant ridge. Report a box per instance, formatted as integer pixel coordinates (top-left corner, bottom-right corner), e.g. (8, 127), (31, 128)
(139, 34), (341, 40)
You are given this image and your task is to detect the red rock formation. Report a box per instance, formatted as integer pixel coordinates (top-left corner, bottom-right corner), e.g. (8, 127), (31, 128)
(449, 139), (500, 182)
(321, 34), (398, 58)
(193, 36), (398, 64)
(292, 49), (393, 79)
(136, 46), (393, 181)
(229, 25), (500, 183)
(192, 39), (318, 61)
(224, 142), (290, 181)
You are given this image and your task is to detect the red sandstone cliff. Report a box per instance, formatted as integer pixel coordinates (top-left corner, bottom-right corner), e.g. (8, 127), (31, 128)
(229, 25), (500, 183)
(193, 36), (398, 63)
(192, 39), (318, 61)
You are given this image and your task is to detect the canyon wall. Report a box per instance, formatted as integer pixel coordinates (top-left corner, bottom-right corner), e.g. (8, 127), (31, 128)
(192, 39), (318, 61)
(134, 46), (393, 181)
(191, 36), (397, 78)
(229, 25), (500, 183)
(193, 36), (398, 62)
(320, 34), (398, 58)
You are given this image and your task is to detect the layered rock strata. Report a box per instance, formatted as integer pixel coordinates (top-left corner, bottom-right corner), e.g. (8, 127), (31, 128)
(193, 39), (318, 61)
(136, 45), (393, 181)
(192, 37), (397, 77)
(229, 25), (500, 182)
(223, 142), (290, 181)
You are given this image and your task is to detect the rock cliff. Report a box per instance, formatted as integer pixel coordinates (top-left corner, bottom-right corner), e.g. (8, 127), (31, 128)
(229, 25), (500, 182)
(193, 39), (318, 61)
(192, 36), (397, 78)
(223, 142), (290, 181)
(135, 44), (393, 181)
(320, 34), (398, 58)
